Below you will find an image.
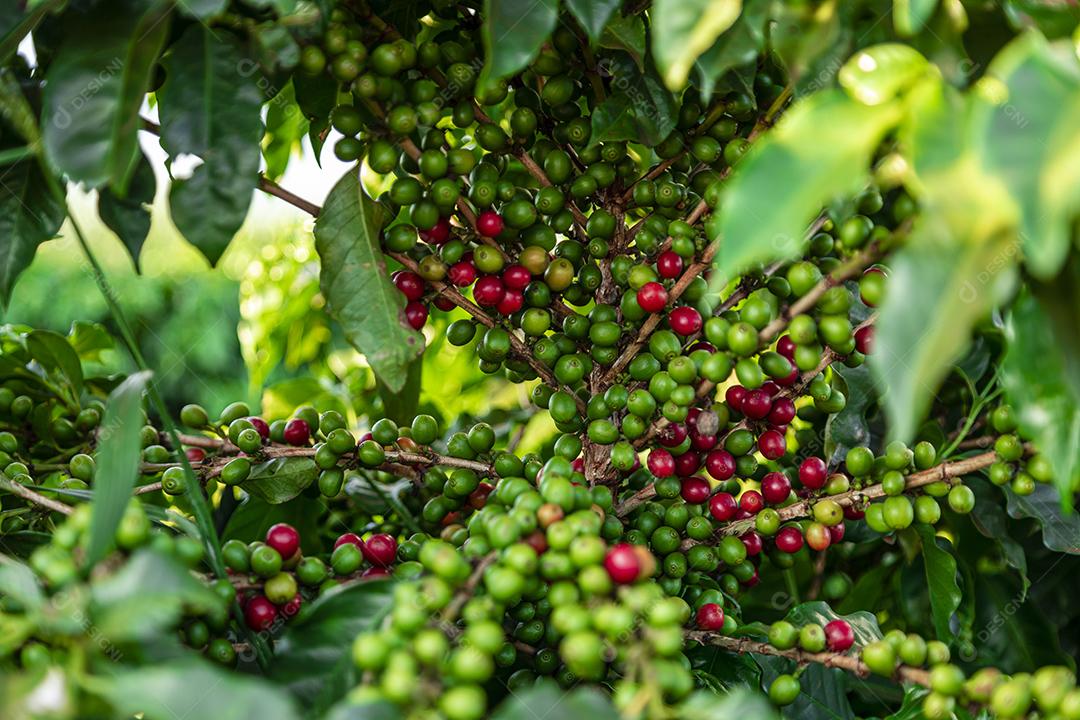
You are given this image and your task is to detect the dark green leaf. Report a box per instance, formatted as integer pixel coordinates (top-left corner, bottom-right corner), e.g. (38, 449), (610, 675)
(377, 356), (421, 425)
(41, 0), (171, 191)
(242, 457), (319, 504)
(0, 559), (44, 611)
(651, 0), (741, 89)
(88, 370), (151, 564)
(251, 22), (300, 72)
(680, 689), (780, 720)
(967, 478), (1029, 594)
(914, 524), (961, 641)
(480, 0), (558, 85)
(824, 363), (878, 466)
(712, 91), (901, 283)
(314, 170), (424, 393)
(177, 0), (229, 20)
(0, 161), (65, 310)
(593, 54), (677, 146)
(894, 0), (938, 36)
(974, 33), (1080, 280)
(693, 0), (769, 97)
(323, 701), (403, 720)
(687, 643), (762, 692)
(223, 495), (324, 555)
(158, 25), (264, 265)
(1004, 484), (1080, 554)
(600, 14), (646, 69)
(263, 83), (309, 181)
(0, 0), (63, 63)
(756, 655), (854, 720)
(271, 580), (395, 717)
(89, 548), (219, 641)
(490, 681), (620, 720)
(26, 329), (83, 399)
(98, 149), (155, 271)
(971, 572), (1071, 672)
(93, 659), (301, 720)
(785, 601), (883, 645)
(565, 0), (621, 42)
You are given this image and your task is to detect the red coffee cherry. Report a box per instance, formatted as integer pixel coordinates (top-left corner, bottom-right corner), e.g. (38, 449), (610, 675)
(502, 264), (531, 290)
(705, 450), (736, 481)
(725, 385), (747, 414)
(477, 210), (504, 237)
(647, 449), (675, 478)
(768, 398), (796, 426)
(421, 217), (451, 244)
(393, 270), (425, 301)
(472, 275), (505, 307)
(761, 472), (792, 505)
(265, 523), (300, 559)
(825, 619), (855, 651)
(448, 261), (477, 287)
(497, 289), (524, 315)
(334, 533), (365, 550)
(673, 450), (701, 477)
(283, 418), (310, 446)
(855, 325), (874, 354)
(742, 389), (772, 420)
(405, 301), (428, 329)
(696, 603), (725, 630)
(758, 429), (787, 460)
(799, 457), (828, 490)
(741, 531), (763, 556)
(247, 416), (270, 439)
(740, 490), (764, 515)
(362, 533), (398, 567)
(680, 476), (710, 504)
(604, 543), (642, 584)
(669, 306), (703, 336)
(709, 492), (738, 522)
(656, 250), (684, 279)
(244, 595), (277, 631)
(775, 525), (804, 553)
(636, 282), (668, 313)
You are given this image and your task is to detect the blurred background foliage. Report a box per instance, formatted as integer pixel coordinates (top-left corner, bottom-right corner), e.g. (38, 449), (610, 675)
(2, 188), (557, 456)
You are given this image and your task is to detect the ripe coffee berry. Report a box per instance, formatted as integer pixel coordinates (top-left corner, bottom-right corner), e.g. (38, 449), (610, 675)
(706, 449), (736, 480)
(647, 449), (675, 478)
(669, 306), (703, 336)
(362, 533), (398, 567)
(393, 271), (425, 301)
(448, 261), (477, 286)
(761, 472), (792, 505)
(799, 456), (828, 490)
(656, 250), (684, 279)
(758, 429), (787, 460)
(421, 217), (451, 244)
(680, 476), (710, 504)
(245, 595), (277, 631)
(725, 385), (747, 414)
(825, 620), (855, 651)
(472, 276), (504, 307)
(777, 335), (796, 359)
(775, 526), (804, 553)
(696, 603), (725, 630)
(741, 531), (763, 556)
(674, 450), (701, 477)
(283, 418), (310, 446)
(604, 543), (641, 584)
(266, 523), (300, 559)
(855, 325), (874, 354)
(768, 398), (796, 426)
(502, 264), (531, 290)
(636, 282), (668, 313)
(742, 389), (772, 420)
(740, 490), (764, 515)
(334, 533), (365, 550)
(658, 423), (688, 448)
(709, 492), (738, 522)
(476, 210), (504, 237)
(405, 301), (428, 329)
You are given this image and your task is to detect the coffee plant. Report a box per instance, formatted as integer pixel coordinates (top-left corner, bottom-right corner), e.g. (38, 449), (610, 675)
(2, 0), (1080, 718)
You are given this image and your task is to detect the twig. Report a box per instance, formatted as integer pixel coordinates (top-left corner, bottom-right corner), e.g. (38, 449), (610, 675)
(0, 476), (74, 515)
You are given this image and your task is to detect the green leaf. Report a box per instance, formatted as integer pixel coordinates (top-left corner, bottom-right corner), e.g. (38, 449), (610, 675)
(1002, 279), (1080, 500)
(893, 0), (938, 36)
(592, 54), (677, 146)
(490, 681), (620, 720)
(158, 25), (264, 265)
(974, 33), (1080, 280)
(785, 601), (884, 645)
(0, 559), (44, 611)
(755, 655), (854, 720)
(600, 14), (646, 69)
(314, 170), (424, 393)
(263, 83), (309, 181)
(565, 0), (621, 42)
(377, 356), (421, 425)
(89, 548), (220, 641)
(824, 362), (878, 466)
(680, 689), (780, 720)
(0, 161), (65, 310)
(92, 659), (301, 720)
(967, 479), (1029, 593)
(41, 0), (171, 191)
(271, 580), (395, 717)
(176, 0), (229, 20)
(87, 370), (151, 564)
(651, 0), (742, 90)
(838, 44), (931, 105)
(223, 495), (324, 555)
(26, 329), (83, 400)
(67, 321), (115, 362)
(0, 0), (62, 63)
(1005, 483), (1080, 553)
(480, 0), (558, 85)
(687, 644), (762, 692)
(693, 0), (769, 98)
(98, 149), (155, 271)
(712, 91), (901, 283)
(323, 701), (403, 720)
(914, 524), (961, 641)
(242, 456), (319, 504)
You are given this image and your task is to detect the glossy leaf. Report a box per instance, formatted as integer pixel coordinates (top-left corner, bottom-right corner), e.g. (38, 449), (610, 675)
(93, 659), (301, 720)
(893, 0), (938, 36)
(271, 580), (395, 716)
(0, 559), (43, 611)
(712, 91), (901, 283)
(322, 701), (403, 720)
(263, 83), (309, 181)
(693, 0), (769, 98)
(98, 149), (155, 271)
(824, 363), (878, 466)
(565, 0), (621, 42)
(1002, 279), (1080, 500)
(974, 32), (1080, 280)
(591, 54), (677, 146)
(242, 457), (319, 504)
(755, 655), (854, 720)
(67, 321), (115, 362)
(314, 170), (424, 393)
(0, 162), (65, 310)
(968, 479), (1029, 593)
(41, 0), (171, 191)
(490, 681), (620, 720)
(0, 0), (62, 63)
(89, 548), (219, 641)
(680, 689), (780, 720)
(87, 370), (151, 565)
(480, 0), (558, 85)
(26, 329), (83, 400)
(1005, 484), (1080, 554)
(223, 495), (324, 555)
(651, 0), (742, 90)
(600, 14), (646, 68)
(914, 524), (961, 642)
(158, 25), (264, 265)
(785, 601), (884, 645)
(838, 44), (931, 105)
